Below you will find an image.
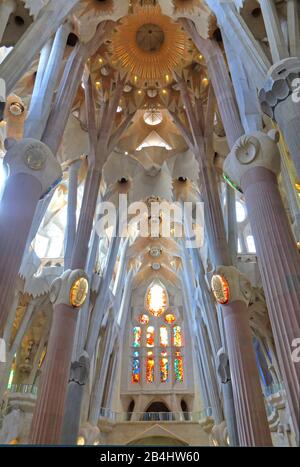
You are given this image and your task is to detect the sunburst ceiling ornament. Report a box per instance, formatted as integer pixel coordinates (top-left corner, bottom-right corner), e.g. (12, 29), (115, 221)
(112, 5), (188, 83)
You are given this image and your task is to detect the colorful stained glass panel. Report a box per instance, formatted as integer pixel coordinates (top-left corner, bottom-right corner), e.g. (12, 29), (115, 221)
(160, 351), (168, 383)
(174, 351), (184, 382)
(146, 352), (155, 383)
(132, 353), (140, 383)
(173, 325), (182, 347)
(138, 314), (149, 325)
(133, 326), (141, 348)
(146, 326), (155, 347)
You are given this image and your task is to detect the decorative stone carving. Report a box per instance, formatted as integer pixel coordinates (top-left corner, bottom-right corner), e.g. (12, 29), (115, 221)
(223, 130), (281, 190)
(210, 421), (228, 447)
(3, 138), (62, 196)
(213, 266), (252, 306)
(258, 58), (300, 120)
(259, 57), (300, 177)
(4, 94), (27, 140)
(49, 269), (89, 308)
(69, 352), (90, 386)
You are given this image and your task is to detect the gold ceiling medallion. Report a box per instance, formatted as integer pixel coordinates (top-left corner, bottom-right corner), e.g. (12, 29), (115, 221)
(112, 5), (188, 84)
(79, 0), (114, 16)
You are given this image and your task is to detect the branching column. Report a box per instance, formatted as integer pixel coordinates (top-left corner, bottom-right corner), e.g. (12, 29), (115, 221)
(174, 74), (271, 445)
(224, 129), (300, 440)
(0, 138), (61, 335)
(30, 72), (135, 444)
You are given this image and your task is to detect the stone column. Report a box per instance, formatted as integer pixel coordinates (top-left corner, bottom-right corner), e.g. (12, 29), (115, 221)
(197, 316), (223, 425)
(217, 350), (239, 447)
(259, 0), (290, 63)
(0, 138), (61, 335)
(224, 129), (300, 440)
(64, 160), (81, 270)
(25, 22), (72, 139)
(0, 0), (80, 93)
(212, 266), (272, 446)
(88, 323), (114, 425)
(60, 353), (90, 445)
(258, 58), (300, 178)
(29, 269), (89, 444)
(0, 0), (16, 43)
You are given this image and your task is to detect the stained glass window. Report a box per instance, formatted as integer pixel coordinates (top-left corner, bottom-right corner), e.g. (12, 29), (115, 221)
(146, 326), (155, 347)
(165, 313), (176, 324)
(174, 351), (184, 382)
(132, 351), (140, 383)
(160, 326), (168, 347)
(146, 351), (155, 383)
(146, 283), (168, 317)
(173, 326), (182, 347)
(133, 326), (141, 347)
(160, 351), (168, 383)
(138, 314), (149, 325)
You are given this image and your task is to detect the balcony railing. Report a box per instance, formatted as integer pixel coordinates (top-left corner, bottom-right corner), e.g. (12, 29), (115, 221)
(7, 384), (38, 395)
(99, 407), (212, 423)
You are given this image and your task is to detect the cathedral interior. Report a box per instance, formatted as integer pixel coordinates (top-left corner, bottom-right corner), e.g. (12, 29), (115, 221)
(0, 0), (299, 448)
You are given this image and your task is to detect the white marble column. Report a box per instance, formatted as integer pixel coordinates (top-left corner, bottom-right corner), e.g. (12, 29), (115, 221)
(0, 138), (61, 335)
(64, 160), (81, 270)
(224, 129), (300, 439)
(259, 0), (290, 62)
(287, 0), (300, 58)
(0, 0), (79, 93)
(25, 22), (72, 139)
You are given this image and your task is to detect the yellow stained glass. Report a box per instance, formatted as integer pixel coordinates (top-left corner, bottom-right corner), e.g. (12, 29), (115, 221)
(165, 313), (176, 324)
(146, 352), (155, 383)
(173, 325), (183, 347)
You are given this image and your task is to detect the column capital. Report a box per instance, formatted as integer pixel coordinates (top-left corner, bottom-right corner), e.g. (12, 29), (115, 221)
(259, 57), (300, 119)
(211, 265), (252, 306)
(223, 130), (281, 190)
(3, 137), (62, 196)
(50, 269), (89, 308)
